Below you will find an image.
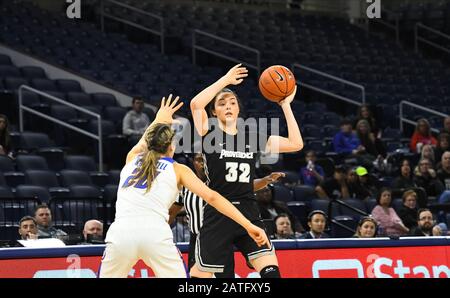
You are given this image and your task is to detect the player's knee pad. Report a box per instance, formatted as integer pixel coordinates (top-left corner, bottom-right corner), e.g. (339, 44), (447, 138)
(259, 265), (280, 278)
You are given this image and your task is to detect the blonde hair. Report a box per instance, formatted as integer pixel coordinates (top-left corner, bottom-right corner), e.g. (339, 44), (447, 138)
(128, 123), (175, 192)
(402, 190), (417, 203)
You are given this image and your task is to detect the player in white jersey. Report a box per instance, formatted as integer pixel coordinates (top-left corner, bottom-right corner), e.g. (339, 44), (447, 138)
(99, 95), (270, 278)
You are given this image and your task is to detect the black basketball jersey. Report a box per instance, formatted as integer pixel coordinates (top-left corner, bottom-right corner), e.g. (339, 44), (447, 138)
(201, 125), (267, 201)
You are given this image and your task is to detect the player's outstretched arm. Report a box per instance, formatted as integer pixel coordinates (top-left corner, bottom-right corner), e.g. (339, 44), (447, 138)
(265, 86), (304, 154)
(126, 95), (183, 164)
(253, 172), (286, 191)
(175, 163), (269, 247)
(190, 64), (248, 136)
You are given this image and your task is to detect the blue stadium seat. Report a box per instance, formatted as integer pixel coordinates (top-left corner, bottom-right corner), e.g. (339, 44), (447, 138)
(50, 105), (77, 121)
(331, 215), (357, 238)
(30, 78), (58, 91)
(340, 198), (368, 221)
(55, 79), (82, 92)
(60, 170), (93, 187)
(271, 184), (293, 203)
(0, 65), (21, 77)
(365, 198), (377, 213)
(20, 66), (46, 79)
(16, 155), (49, 171)
(0, 155), (15, 172)
(64, 155), (97, 172)
(91, 93), (117, 107)
(4, 77), (28, 91)
(66, 92), (92, 106)
(68, 185), (102, 199)
(15, 185), (51, 204)
(0, 54), (12, 65)
(286, 201), (308, 227)
(0, 173), (5, 186)
(108, 170), (121, 185)
(293, 185), (317, 202)
(0, 186), (14, 199)
(25, 170), (59, 188)
(19, 132), (52, 151)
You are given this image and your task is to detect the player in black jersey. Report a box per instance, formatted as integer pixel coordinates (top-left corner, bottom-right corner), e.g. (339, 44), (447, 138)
(189, 64), (303, 278)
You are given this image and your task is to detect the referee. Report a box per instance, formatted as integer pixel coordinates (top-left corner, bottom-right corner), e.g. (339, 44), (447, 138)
(169, 153), (285, 278)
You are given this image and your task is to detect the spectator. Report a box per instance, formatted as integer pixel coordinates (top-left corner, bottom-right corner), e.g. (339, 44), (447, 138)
(413, 158), (445, 198)
(315, 165), (350, 199)
(355, 166), (379, 199)
(256, 186), (304, 233)
(410, 118), (437, 153)
(397, 190), (419, 230)
(272, 214), (301, 239)
(333, 118), (362, 156)
(409, 209), (437, 237)
(435, 133), (450, 165)
(393, 159), (417, 189)
(299, 150), (324, 187)
(34, 204), (67, 239)
(299, 210), (329, 239)
(420, 144), (435, 167)
(0, 114), (11, 157)
(441, 116), (450, 135)
(437, 151), (450, 191)
(18, 216), (38, 240)
(371, 188), (409, 237)
(81, 219), (104, 244)
(345, 166), (371, 200)
(355, 119), (385, 159)
(122, 96), (150, 146)
(353, 216), (378, 238)
(354, 104), (379, 137)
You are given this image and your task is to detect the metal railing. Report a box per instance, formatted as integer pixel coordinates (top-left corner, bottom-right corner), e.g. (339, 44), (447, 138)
(367, 7), (400, 45)
(415, 23), (450, 55)
(18, 85), (104, 171)
(192, 29), (261, 78)
(399, 100), (448, 133)
(100, 0), (165, 54)
(291, 63), (366, 107)
(328, 199), (369, 235)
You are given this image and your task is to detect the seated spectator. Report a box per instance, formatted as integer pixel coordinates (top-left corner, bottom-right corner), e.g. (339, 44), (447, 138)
(0, 114), (12, 157)
(355, 166), (379, 199)
(316, 165), (350, 199)
(122, 96), (150, 146)
(441, 116), (450, 135)
(371, 188), (409, 237)
(299, 210), (329, 239)
(410, 118), (437, 153)
(80, 219), (104, 244)
(420, 144), (435, 167)
(393, 159), (417, 189)
(333, 118), (362, 156)
(272, 214), (301, 239)
(256, 186), (304, 233)
(437, 151), (450, 191)
(409, 209), (438, 237)
(18, 216), (38, 240)
(353, 216), (378, 238)
(397, 190), (419, 230)
(34, 204), (68, 239)
(435, 133), (450, 164)
(345, 166), (371, 200)
(413, 158), (445, 198)
(299, 150), (324, 187)
(355, 119), (385, 159)
(353, 104), (380, 137)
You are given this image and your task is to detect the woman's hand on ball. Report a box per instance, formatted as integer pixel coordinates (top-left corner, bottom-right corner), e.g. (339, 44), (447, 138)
(224, 63), (248, 85)
(279, 85), (297, 107)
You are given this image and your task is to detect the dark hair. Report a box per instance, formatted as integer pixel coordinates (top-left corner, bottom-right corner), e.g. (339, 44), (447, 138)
(415, 118), (432, 136)
(206, 88), (242, 118)
(340, 118), (353, 126)
(417, 208), (432, 221)
(335, 164), (347, 173)
(305, 150), (316, 157)
(35, 204), (50, 214)
(307, 210), (327, 222)
(274, 213), (291, 224)
(132, 96), (144, 104)
(19, 216), (37, 227)
(0, 114), (11, 153)
(128, 123), (175, 193)
(355, 216), (378, 237)
(376, 187), (392, 205)
(438, 133), (450, 148)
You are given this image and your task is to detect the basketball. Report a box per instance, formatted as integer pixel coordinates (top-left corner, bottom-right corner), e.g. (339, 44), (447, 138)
(258, 65), (296, 102)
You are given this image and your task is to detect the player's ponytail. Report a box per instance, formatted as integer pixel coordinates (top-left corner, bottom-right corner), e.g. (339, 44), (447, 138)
(134, 123), (175, 192)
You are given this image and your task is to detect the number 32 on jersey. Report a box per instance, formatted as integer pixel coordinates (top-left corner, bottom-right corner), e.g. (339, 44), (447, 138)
(225, 162), (250, 183)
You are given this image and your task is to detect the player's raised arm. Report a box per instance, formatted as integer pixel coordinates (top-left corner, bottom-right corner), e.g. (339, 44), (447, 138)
(126, 95), (183, 164)
(190, 64), (248, 136)
(265, 85), (304, 154)
(174, 163), (269, 247)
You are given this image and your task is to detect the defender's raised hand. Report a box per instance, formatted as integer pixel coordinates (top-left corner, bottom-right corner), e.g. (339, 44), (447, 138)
(154, 94), (184, 124)
(223, 63), (248, 85)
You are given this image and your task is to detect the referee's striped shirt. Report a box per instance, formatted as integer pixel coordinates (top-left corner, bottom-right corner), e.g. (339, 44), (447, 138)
(176, 187), (205, 235)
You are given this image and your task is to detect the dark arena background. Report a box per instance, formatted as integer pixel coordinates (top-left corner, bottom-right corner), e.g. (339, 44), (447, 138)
(0, 0), (449, 279)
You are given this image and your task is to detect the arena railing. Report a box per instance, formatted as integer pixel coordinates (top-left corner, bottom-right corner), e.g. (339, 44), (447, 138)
(192, 29), (261, 78)
(399, 100), (448, 134)
(18, 85), (104, 172)
(327, 199), (369, 235)
(415, 23), (450, 56)
(291, 63), (366, 107)
(100, 0), (165, 54)
(366, 7), (400, 45)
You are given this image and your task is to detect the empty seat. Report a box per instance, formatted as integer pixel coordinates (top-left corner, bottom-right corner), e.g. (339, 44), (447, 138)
(30, 78), (58, 91)
(4, 77), (28, 91)
(340, 198), (368, 220)
(0, 54), (12, 65)
(25, 170), (59, 188)
(293, 185), (317, 202)
(88, 120), (116, 136)
(66, 92), (92, 106)
(104, 184), (118, 202)
(0, 186), (14, 199)
(20, 132), (52, 151)
(0, 173), (5, 186)
(104, 106), (127, 122)
(69, 185), (102, 199)
(0, 156), (15, 172)
(60, 170), (93, 187)
(20, 66), (46, 79)
(287, 201), (308, 227)
(64, 155), (97, 172)
(16, 155), (49, 171)
(15, 185), (51, 204)
(108, 170), (121, 185)
(0, 65), (21, 77)
(3, 172), (25, 188)
(366, 198), (377, 213)
(50, 198), (101, 228)
(271, 184), (293, 203)
(50, 105), (77, 121)
(331, 215), (357, 238)
(38, 148), (65, 172)
(56, 79), (82, 92)
(91, 93), (117, 107)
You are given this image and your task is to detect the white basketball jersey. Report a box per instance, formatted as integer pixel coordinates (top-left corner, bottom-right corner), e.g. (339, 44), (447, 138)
(114, 156), (179, 222)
